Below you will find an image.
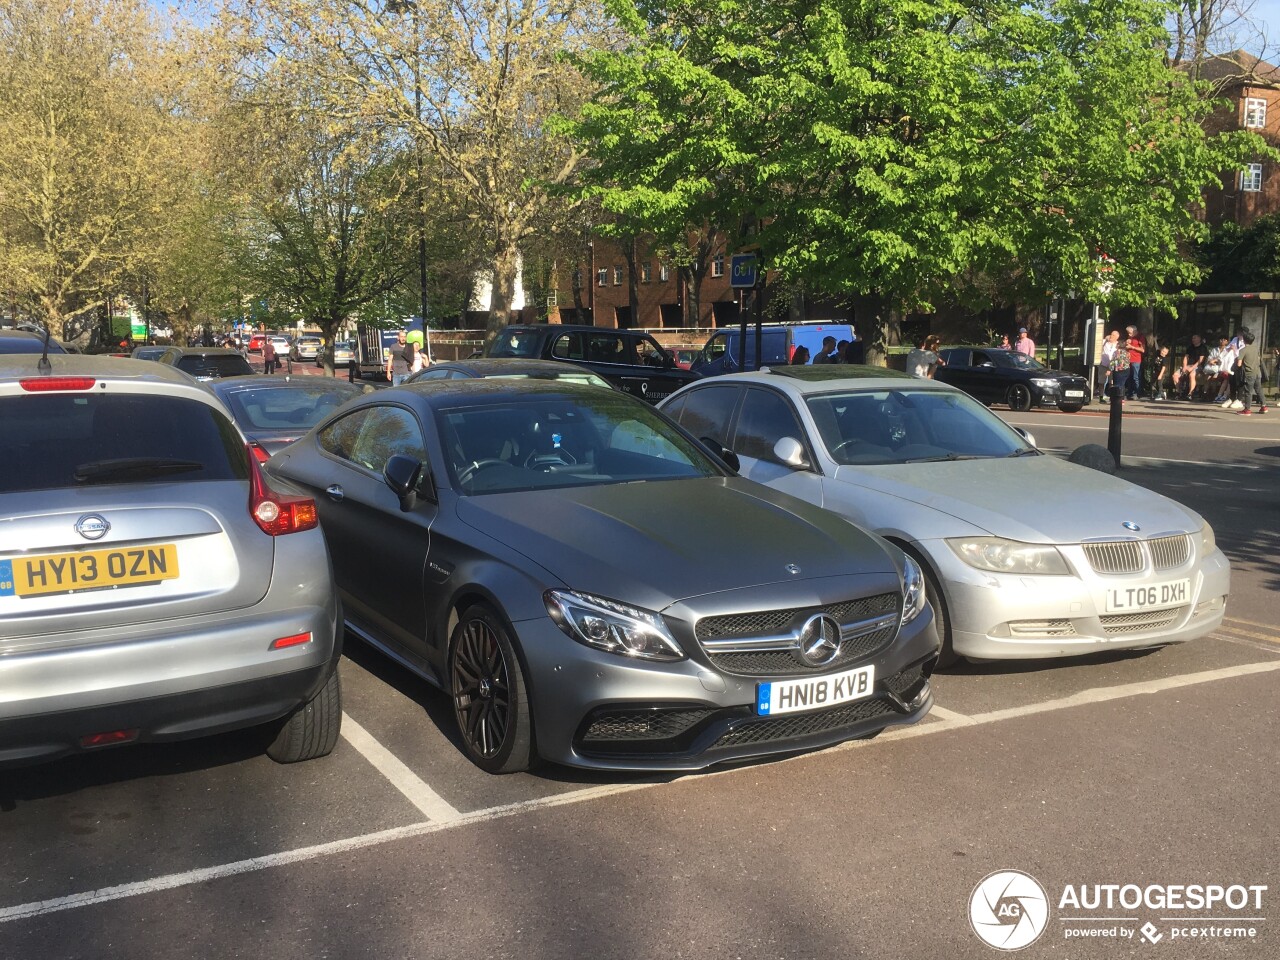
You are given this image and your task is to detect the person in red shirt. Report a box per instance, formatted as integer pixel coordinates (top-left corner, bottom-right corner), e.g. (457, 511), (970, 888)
(1124, 325), (1145, 399)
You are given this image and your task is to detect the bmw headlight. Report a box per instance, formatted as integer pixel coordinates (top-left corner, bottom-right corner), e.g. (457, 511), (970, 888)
(947, 537), (1070, 576)
(901, 555), (926, 625)
(545, 590), (685, 662)
(1031, 378), (1059, 389)
(1200, 523), (1216, 555)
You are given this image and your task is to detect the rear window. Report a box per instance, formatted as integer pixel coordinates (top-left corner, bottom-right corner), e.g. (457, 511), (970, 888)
(0, 393), (248, 493)
(176, 354), (254, 378)
(0, 336), (67, 355)
(223, 385), (358, 431)
(488, 330), (543, 358)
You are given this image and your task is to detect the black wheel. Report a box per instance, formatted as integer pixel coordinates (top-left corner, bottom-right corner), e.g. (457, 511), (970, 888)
(1059, 403), (1083, 413)
(919, 558), (959, 669)
(450, 605), (535, 773)
(1006, 383), (1033, 412)
(267, 667), (342, 763)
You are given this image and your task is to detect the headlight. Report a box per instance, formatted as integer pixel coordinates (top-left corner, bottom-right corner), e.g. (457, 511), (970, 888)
(947, 537), (1070, 576)
(901, 555), (926, 625)
(1200, 524), (1216, 555)
(1031, 378), (1059, 389)
(545, 590), (685, 662)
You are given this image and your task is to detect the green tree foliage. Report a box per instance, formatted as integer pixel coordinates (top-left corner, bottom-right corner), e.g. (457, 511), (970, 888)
(570, 0), (1268, 350)
(1197, 213), (1280, 291)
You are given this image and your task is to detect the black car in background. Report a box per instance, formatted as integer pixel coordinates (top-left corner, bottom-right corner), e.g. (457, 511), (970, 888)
(934, 347), (1090, 413)
(156, 346), (255, 381)
(485, 324), (699, 404)
(207, 377), (367, 460)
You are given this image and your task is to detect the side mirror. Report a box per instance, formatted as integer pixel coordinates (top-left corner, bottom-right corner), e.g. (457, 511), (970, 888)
(773, 436), (810, 470)
(1014, 427), (1037, 447)
(384, 454), (434, 511)
(699, 436), (740, 474)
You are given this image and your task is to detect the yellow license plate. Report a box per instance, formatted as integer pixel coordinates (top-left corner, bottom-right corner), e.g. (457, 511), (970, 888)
(5, 544), (179, 598)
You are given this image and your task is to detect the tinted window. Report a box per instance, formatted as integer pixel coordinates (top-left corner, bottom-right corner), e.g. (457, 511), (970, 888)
(176, 354), (254, 378)
(0, 394), (247, 493)
(734, 388), (807, 465)
(0, 335), (67, 354)
(585, 334), (637, 365)
(550, 334), (584, 360)
(488, 330), (543, 358)
(319, 406), (425, 474)
(676, 386), (739, 446)
(940, 349), (969, 367)
(222, 384), (359, 431)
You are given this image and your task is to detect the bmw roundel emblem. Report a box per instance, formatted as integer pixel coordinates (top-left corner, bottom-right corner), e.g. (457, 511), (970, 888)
(75, 514), (111, 540)
(1122, 521), (1141, 532)
(785, 563), (801, 575)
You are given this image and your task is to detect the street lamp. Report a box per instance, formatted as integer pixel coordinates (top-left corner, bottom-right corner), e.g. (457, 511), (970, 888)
(386, 0), (431, 356)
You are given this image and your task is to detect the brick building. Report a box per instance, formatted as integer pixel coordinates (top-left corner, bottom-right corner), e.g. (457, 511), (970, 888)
(1198, 50), (1280, 227)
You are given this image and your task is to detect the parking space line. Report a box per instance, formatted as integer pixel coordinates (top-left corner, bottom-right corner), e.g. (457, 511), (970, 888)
(4, 659), (1280, 927)
(340, 713), (461, 823)
(1226, 615), (1280, 632)
(925, 704), (976, 725)
(1217, 624), (1280, 644)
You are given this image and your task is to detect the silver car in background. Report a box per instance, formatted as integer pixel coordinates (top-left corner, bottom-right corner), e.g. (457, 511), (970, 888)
(0, 355), (343, 765)
(660, 367), (1230, 665)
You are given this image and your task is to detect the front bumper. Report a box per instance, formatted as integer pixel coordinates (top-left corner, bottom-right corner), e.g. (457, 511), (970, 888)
(927, 541), (1230, 660)
(514, 603), (938, 771)
(1033, 381), (1091, 408)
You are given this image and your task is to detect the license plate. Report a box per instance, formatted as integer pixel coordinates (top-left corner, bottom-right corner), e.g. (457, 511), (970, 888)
(1104, 578), (1191, 614)
(757, 664), (875, 716)
(0, 544), (179, 598)
(1064, 390), (1085, 398)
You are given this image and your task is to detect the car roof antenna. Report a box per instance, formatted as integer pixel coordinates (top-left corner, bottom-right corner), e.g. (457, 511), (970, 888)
(37, 325), (53, 374)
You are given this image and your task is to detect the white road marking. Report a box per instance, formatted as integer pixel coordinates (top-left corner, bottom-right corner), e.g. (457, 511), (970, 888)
(1217, 624), (1280, 644)
(4, 659), (1280, 925)
(1008, 421), (1098, 430)
(339, 713), (461, 822)
(1206, 434), (1280, 442)
(924, 704), (975, 725)
(1120, 455), (1263, 469)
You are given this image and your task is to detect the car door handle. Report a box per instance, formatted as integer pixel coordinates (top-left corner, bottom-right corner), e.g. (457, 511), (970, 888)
(325, 484), (344, 502)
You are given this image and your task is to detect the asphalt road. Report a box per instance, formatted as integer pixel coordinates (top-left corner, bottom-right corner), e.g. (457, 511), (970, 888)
(1, 402), (1277, 959)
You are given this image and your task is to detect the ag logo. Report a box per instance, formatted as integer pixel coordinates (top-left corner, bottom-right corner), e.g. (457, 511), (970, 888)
(969, 870), (1049, 951)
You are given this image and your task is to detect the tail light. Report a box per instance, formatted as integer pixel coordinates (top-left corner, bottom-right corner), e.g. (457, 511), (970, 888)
(249, 441), (271, 464)
(247, 445), (318, 535)
(20, 376), (96, 392)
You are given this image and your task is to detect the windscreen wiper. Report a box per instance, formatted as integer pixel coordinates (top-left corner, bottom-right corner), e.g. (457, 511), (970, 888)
(903, 453), (985, 463)
(74, 458), (205, 484)
(1006, 448), (1040, 458)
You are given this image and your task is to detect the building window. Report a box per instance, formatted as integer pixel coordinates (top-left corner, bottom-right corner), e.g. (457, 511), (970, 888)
(659, 263), (669, 282)
(1244, 97), (1267, 129)
(711, 254), (725, 278)
(613, 265), (624, 285)
(640, 262), (652, 283)
(597, 268), (608, 287)
(1241, 163), (1263, 192)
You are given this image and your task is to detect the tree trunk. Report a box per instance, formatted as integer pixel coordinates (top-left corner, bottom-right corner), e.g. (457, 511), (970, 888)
(487, 239), (520, 337)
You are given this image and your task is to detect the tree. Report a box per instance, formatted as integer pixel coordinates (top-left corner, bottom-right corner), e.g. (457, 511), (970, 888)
(224, 0), (606, 337)
(0, 0), (189, 341)
(570, 0), (1270, 355)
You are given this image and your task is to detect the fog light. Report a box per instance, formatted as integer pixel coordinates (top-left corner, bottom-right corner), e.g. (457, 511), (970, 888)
(80, 729), (139, 749)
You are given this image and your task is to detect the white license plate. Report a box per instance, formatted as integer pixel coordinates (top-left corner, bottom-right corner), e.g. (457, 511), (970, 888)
(1064, 390), (1085, 398)
(756, 664), (875, 716)
(1104, 579), (1191, 614)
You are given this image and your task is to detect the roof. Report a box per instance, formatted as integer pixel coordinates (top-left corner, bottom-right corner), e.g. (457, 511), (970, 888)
(0, 353), (214, 390)
(706, 366), (956, 395)
(445, 358), (599, 375)
(1194, 50), (1280, 89)
(766, 364), (911, 383)
(400, 375), (628, 406)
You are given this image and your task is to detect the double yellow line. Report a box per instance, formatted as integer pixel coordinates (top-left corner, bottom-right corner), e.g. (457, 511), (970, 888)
(1219, 615), (1280, 645)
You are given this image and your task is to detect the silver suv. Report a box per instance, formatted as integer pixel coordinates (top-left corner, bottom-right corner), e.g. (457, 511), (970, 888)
(0, 355), (343, 765)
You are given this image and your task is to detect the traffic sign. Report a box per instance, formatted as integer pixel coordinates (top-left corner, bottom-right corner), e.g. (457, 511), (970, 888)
(730, 254), (758, 289)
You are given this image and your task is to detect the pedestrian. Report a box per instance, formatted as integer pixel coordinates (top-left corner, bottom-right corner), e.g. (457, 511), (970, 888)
(999, 334), (1011, 349)
(1123, 325), (1145, 399)
(1098, 330), (1121, 402)
(790, 345), (811, 365)
(262, 337), (277, 375)
(836, 339), (851, 363)
(386, 330), (415, 385)
(1173, 333), (1206, 400)
(1151, 344), (1174, 401)
(812, 336), (838, 364)
(1014, 327), (1035, 357)
(905, 336), (943, 379)
(1236, 329), (1268, 415)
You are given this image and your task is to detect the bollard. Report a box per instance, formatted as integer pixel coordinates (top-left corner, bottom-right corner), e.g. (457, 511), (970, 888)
(1106, 381), (1123, 469)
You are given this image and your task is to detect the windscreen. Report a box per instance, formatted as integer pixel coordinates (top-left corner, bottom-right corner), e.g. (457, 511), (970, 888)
(222, 384), (359, 432)
(437, 392), (720, 494)
(806, 389), (1035, 465)
(0, 393), (248, 493)
(176, 354), (254, 378)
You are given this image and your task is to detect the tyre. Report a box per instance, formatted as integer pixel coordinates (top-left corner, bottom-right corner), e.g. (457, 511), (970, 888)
(1059, 403), (1083, 413)
(449, 605), (535, 774)
(1006, 383), (1033, 412)
(267, 667), (342, 763)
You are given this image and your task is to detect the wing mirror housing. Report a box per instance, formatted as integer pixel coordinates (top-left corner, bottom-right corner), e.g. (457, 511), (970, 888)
(1014, 427), (1037, 447)
(383, 454), (436, 511)
(699, 436), (740, 474)
(772, 436), (811, 470)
